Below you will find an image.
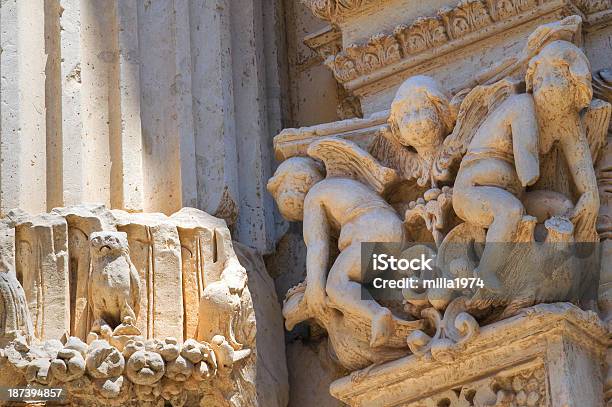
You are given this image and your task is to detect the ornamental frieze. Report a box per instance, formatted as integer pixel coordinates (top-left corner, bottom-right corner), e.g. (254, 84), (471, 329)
(311, 0), (612, 86)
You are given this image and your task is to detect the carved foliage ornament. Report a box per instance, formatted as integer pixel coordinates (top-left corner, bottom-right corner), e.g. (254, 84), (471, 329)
(0, 206), (257, 406)
(301, 0), (379, 24)
(269, 16), (610, 375)
(413, 365), (548, 406)
(321, 0), (607, 83)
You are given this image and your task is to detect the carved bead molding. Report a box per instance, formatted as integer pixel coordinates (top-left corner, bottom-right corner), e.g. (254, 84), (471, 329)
(322, 0), (612, 84)
(301, 0), (381, 24)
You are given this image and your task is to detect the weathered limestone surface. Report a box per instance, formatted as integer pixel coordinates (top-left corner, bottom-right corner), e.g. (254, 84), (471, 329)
(0, 0), (296, 254)
(171, 208), (228, 339)
(0, 0), (48, 214)
(15, 214), (69, 341)
(113, 211), (184, 341)
(0, 205), (289, 406)
(330, 304), (606, 407)
(51, 205), (117, 341)
(268, 7), (612, 407)
(235, 242), (290, 407)
(286, 340), (347, 407)
(3, 0), (612, 406)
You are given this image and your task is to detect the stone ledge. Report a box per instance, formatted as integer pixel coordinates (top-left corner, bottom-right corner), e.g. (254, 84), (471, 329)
(330, 303), (608, 406)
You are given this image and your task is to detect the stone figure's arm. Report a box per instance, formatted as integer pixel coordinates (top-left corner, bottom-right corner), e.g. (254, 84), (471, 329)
(510, 95), (540, 187)
(559, 124), (600, 241)
(559, 128), (599, 198)
(303, 193), (330, 315)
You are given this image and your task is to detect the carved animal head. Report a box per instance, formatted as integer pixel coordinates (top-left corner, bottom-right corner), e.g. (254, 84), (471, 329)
(267, 157), (324, 221)
(389, 75), (456, 157)
(89, 231), (130, 259)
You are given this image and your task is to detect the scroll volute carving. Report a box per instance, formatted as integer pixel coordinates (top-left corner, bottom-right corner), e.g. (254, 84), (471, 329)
(269, 17), (610, 375)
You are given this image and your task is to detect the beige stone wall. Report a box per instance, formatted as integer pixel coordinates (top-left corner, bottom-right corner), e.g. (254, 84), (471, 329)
(0, 0), (308, 254)
(283, 0), (340, 127)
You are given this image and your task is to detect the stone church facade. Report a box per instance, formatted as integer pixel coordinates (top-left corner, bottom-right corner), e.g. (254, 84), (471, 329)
(0, 0), (611, 406)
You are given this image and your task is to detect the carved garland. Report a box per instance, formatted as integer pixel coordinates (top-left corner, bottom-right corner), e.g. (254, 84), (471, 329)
(321, 0), (611, 84)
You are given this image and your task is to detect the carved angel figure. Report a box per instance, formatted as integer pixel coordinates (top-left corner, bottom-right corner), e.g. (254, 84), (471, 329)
(370, 75), (456, 188)
(440, 40), (602, 293)
(267, 140), (422, 350)
(526, 40), (600, 242)
(450, 79), (539, 290)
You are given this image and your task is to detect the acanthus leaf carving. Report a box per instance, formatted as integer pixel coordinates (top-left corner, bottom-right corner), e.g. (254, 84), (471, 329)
(439, 0), (493, 40)
(486, 0), (539, 21)
(394, 17), (449, 56)
(301, 0), (379, 24)
(314, 0), (608, 85)
(574, 0), (612, 15)
(325, 53), (359, 83)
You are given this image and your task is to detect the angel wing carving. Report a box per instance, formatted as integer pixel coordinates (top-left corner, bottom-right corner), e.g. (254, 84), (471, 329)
(307, 137), (400, 195)
(432, 79), (520, 181)
(368, 126), (429, 186)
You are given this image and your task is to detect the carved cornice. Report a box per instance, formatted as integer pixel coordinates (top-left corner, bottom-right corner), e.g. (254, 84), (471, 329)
(304, 26), (342, 60)
(301, 0), (383, 24)
(575, 0), (612, 14)
(329, 303), (607, 406)
(320, 0), (611, 86)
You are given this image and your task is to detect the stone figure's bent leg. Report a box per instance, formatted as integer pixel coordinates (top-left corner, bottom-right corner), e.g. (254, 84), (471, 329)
(453, 185), (525, 291)
(325, 243), (394, 348)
